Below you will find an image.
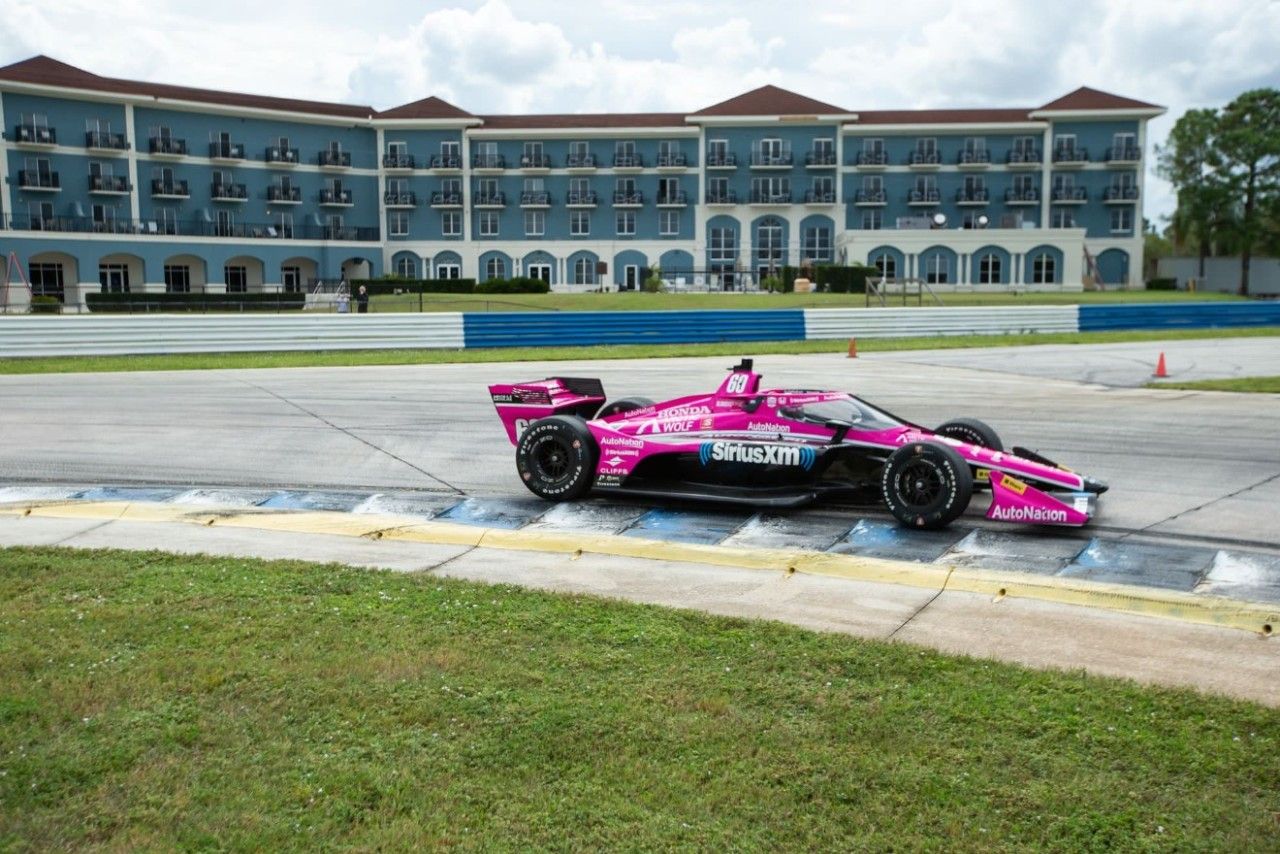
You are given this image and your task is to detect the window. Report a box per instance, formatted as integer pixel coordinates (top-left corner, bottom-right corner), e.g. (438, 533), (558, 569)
(1012, 174), (1035, 196)
(659, 210), (680, 236)
(963, 137), (985, 155)
(872, 253), (896, 280)
(274, 212), (293, 239)
(442, 211), (462, 237)
(707, 138), (729, 164)
(387, 177), (408, 196)
(1054, 134), (1078, 158)
(802, 226), (832, 262)
(475, 141), (498, 168)
(862, 138), (884, 156)
(157, 208), (178, 235)
(616, 210), (635, 236)
(1052, 174), (1076, 197)
(387, 140), (407, 159)
(325, 214), (345, 239)
(1051, 208), (1076, 228)
(524, 210), (545, 236)
(810, 176), (834, 201)
(707, 176), (729, 201)
(962, 175), (985, 196)
(658, 177), (680, 203)
(91, 203), (117, 232)
(441, 140), (460, 159)
(615, 177), (637, 200)
(573, 257), (595, 285)
(658, 140), (681, 164)
(522, 141), (544, 165)
(812, 138), (834, 158)
(978, 254), (1001, 284)
(1032, 253), (1056, 284)
(395, 255), (417, 278)
(28, 263), (64, 301)
(436, 263), (461, 279)
(571, 210), (591, 236)
(388, 211), (409, 237)
(485, 256), (506, 281)
(282, 265), (303, 292)
(862, 175), (883, 193)
(751, 177), (790, 202)
(1013, 136), (1037, 156)
(224, 265), (247, 293)
(215, 210), (235, 237)
(756, 137), (786, 161)
(615, 140), (636, 166)
(709, 226), (737, 263)
(925, 254), (949, 284)
(861, 210), (882, 230)
(1110, 207), (1134, 234)
(164, 264), (191, 293)
(99, 263), (130, 293)
(1111, 132), (1136, 159)
(914, 137), (938, 160)
(756, 217), (783, 267)
(568, 140), (591, 166)
(477, 211), (499, 237)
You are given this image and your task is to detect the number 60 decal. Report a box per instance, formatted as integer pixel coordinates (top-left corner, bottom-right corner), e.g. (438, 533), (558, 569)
(725, 373), (749, 394)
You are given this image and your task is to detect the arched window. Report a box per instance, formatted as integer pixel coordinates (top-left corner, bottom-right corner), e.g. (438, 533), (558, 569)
(978, 253), (1000, 284)
(485, 256), (506, 281)
(395, 255), (417, 278)
(756, 217), (783, 267)
(573, 257), (595, 285)
(872, 253), (897, 281)
(1032, 252), (1056, 284)
(925, 253), (949, 284)
(709, 227), (737, 263)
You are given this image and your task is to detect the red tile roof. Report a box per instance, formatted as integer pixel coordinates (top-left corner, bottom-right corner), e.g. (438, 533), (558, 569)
(853, 108), (1035, 125)
(1036, 86), (1163, 112)
(476, 113), (687, 129)
(377, 95), (475, 120)
(692, 85), (849, 117)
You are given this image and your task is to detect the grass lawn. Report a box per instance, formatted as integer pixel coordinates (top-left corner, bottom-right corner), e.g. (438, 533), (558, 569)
(1, 547), (1277, 849)
(1150, 376), (1280, 393)
(4, 326), (1280, 376)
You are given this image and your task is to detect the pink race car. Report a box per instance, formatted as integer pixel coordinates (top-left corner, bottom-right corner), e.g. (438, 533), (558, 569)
(489, 359), (1106, 529)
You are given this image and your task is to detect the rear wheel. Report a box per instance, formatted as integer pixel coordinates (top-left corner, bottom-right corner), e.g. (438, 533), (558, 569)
(516, 416), (597, 501)
(881, 442), (974, 529)
(934, 417), (1003, 451)
(596, 396), (654, 419)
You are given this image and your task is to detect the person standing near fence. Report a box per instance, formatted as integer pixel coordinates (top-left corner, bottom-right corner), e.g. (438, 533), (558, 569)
(355, 284), (369, 314)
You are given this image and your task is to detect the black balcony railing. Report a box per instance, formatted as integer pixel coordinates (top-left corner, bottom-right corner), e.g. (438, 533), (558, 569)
(805, 151), (837, 166)
(473, 153), (506, 169)
(803, 189), (836, 203)
(566, 191), (598, 206)
(657, 152), (688, 167)
(1051, 186), (1088, 201)
(13, 124), (56, 145)
(656, 191), (688, 205)
(267, 186), (302, 202)
(566, 153), (598, 168)
(150, 179), (190, 197)
(319, 188), (354, 205)
(856, 151), (888, 166)
(705, 152), (737, 167)
(908, 151), (940, 166)
(85, 131), (128, 150)
(383, 154), (416, 169)
(613, 154), (643, 168)
(956, 188), (990, 203)
(89, 175), (130, 193)
(17, 170), (60, 190)
(430, 154), (462, 169)
(1006, 149), (1041, 165)
(908, 189), (941, 203)
(319, 150), (352, 168)
(705, 190), (738, 203)
(211, 183), (248, 200)
(1004, 188), (1039, 203)
(430, 191), (463, 206)
(149, 137), (187, 155)
(520, 190), (551, 206)
(210, 141), (245, 159)
(750, 152), (793, 167)
(855, 189), (886, 204)
(612, 191), (643, 205)
(1104, 146), (1141, 163)
(1104, 186), (1140, 202)
(1052, 147), (1089, 164)
(1, 213), (378, 241)
(750, 189), (792, 203)
(957, 149), (991, 165)
(384, 191), (417, 206)
(474, 192), (506, 206)
(519, 154), (552, 169)
(266, 146), (299, 164)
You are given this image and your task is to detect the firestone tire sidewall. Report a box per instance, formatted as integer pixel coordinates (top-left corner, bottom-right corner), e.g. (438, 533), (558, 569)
(881, 442), (974, 529)
(934, 418), (1003, 452)
(597, 396), (655, 420)
(515, 417), (597, 501)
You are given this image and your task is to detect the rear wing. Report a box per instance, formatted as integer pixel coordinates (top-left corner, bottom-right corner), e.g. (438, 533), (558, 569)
(489, 377), (606, 444)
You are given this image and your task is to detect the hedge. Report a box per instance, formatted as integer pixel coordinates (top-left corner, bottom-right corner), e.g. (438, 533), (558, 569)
(350, 278), (477, 295)
(29, 295), (61, 314)
(475, 276), (551, 294)
(1145, 277), (1177, 291)
(86, 292), (306, 312)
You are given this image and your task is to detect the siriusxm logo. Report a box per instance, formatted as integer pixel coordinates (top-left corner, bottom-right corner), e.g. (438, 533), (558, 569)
(699, 442), (816, 470)
(990, 504), (1068, 523)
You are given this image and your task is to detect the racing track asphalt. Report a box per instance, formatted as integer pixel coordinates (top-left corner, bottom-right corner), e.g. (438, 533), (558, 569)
(0, 337), (1278, 550)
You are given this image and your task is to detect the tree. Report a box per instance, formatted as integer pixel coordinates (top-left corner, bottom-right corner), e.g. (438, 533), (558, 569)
(1216, 89), (1280, 295)
(1156, 108), (1230, 280)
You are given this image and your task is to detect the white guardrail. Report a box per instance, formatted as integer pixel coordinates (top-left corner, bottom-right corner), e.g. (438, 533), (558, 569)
(802, 306), (1080, 339)
(0, 314), (466, 357)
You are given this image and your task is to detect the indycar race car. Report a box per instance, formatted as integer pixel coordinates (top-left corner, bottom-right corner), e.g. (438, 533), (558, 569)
(489, 359), (1106, 529)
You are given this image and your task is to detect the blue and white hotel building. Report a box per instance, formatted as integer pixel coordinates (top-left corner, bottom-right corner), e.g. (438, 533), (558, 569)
(0, 56), (1163, 306)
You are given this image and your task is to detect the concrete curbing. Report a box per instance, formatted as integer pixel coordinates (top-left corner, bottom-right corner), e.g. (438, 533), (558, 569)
(2, 499), (1276, 636)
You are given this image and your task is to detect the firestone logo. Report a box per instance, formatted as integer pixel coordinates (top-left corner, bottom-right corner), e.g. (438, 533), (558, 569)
(990, 504), (1068, 523)
(699, 442), (815, 470)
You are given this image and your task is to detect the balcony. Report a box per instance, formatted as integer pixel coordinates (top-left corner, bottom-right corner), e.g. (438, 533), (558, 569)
(1052, 147), (1089, 167)
(88, 175), (130, 194)
(1, 213), (378, 241)
(613, 153), (644, 170)
(803, 189), (836, 205)
(267, 186), (302, 204)
(520, 190), (551, 208)
(319, 188), (354, 206)
(955, 188), (990, 206)
(150, 179), (190, 198)
(855, 151), (888, 169)
(13, 125), (56, 147)
(908, 151), (941, 169)
(85, 131), (129, 151)
(705, 190), (738, 205)
(430, 191), (463, 208)
(1051, 186), (1088, 203)
(209, 141), (245, 161)
(149, 137), (188, 156)
(612, 190), (643, 207)
(383, 153), (416, 170)
(565, 191), (598, 208)
(430, 154), (462, 170)
(804, 151), (837, 168)
(1007, 149), (1042, 168)
(749, 189), (792, 204)
(519, 154), (552, 171)
(1004, 188), (1039, 205)
(908, 188), (941, 205)
(473, 192), (506, 208)
(656, 191), (688, 207)
(705, 152), (737, 169)
(265, 146), (299, 165)
(1105, 146), (1141, 166)
(473, 153), (506, 171)
(854, 189), (886, 206)
(211, 182), (248, 202)
(1103, 186), (1140, 204)
(750, 152), (793, 169)
(384, 191), (417, 208)
(566, 153), (598, 170)
(17, 170), (60, 191)
(657, 152), (688, 170)
(957, 150), (991, 169)
(319, 150), (352, 169)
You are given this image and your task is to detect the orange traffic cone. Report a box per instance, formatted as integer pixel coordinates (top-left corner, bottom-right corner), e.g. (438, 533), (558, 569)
(1153, 352), (1168, 378)
(847, 338), (858, 359)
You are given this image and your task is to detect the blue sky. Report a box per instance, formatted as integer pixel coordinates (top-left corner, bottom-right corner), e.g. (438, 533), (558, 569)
(3, 0), (1278, 223)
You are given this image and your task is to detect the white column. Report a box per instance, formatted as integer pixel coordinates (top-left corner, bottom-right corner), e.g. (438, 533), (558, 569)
(375, 127), (387, 254)
(0, 92), (11, 226)
(1039, 124), (1052, 228)
(835, 125), (845, 205)
(124, 103), (140, 223)
(1133, 118), (1149, 287)
(460, 130), (471, 242)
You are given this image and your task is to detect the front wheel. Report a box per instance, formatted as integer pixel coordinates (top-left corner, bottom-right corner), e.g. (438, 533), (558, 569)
(934, 417), (1003, 451)
(881, 442), (974, 529)
(516, 416), (597, 501)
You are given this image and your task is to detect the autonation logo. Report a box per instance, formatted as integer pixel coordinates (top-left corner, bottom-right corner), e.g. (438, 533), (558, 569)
(699, 442), (816, 470)
(990, 504), (1068, 523)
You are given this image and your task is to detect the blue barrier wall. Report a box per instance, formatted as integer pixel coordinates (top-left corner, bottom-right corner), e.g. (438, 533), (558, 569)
(1080, 302), (1280, 331)
(463, 310), (807, 348)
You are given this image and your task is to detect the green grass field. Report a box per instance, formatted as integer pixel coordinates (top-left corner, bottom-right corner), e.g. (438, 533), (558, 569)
(3, 326), (1278, 376)
(1, 547), (1277, 849)
(1151, 376), (1280, 393)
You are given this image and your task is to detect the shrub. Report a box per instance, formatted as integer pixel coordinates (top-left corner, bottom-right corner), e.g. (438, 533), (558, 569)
(29, 295), (61, 314)
(760, 276), (784, 293)
(86, 292), (306, 312)
(813, 265), (877, 294)
(475, 276), (550, 295)
(642, 266), (665, 293)
(1146, 277), (1177, 291)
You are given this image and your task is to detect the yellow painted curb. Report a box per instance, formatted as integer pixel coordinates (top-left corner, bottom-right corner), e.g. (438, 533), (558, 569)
(2, 499), (1275, 635)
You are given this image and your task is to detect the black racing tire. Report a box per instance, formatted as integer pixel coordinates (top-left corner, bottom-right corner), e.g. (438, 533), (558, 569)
(934, 417), (1003, 452)
(515, 415), (598, 501)
(881, 442), (974, 529)
(596, 396), (655, 420)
